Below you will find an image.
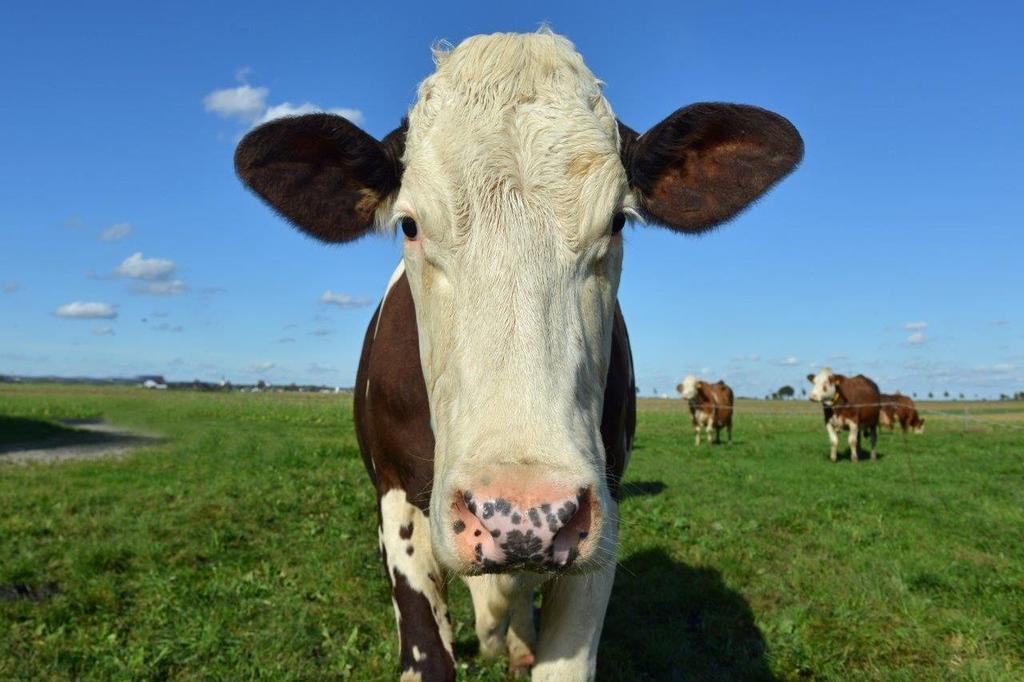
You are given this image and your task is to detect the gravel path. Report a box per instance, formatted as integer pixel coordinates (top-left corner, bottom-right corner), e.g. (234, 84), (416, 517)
(0, 421), (163, 464)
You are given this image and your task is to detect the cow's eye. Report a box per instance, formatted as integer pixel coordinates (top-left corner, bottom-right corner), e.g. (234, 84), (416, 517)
(401, 217), (418, 240)
(611, 212), (626, 235)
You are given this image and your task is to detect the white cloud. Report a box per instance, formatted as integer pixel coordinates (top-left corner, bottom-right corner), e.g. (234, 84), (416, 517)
(2, 282), (18, 294)
(92, 326), (115, 336)
(773, 356), (800, 366)
(116, 252), (176, 281)
(55, 301), (118, 319)
(137, 280), (187, 296)
(732, 354), (760, 362)
(246, 361), (275, 373)
(203, 74), (363, 129)
(904, 321), (928, 331)
(907, 332), (926, 345)
(100, 222), (133, 242)
(154, 323), (184, 333)
(277, 337), (296, 344)
(310, 328), (334, 337)
(319, 289), (371, 308)
(202, 84), (269, 123)
(255, 102), (364, 127)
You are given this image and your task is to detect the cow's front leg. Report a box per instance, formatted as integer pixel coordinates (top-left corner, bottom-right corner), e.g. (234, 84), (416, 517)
(379, 489), (455, 682)
(869, 426), (878, 461)
(848, 424), (860, 462)
(531, 552), (617, 680)
(465, 573), (541, 676)
(705, 415), (714, 447)
(825, 420), (839, 462)
(693, 419), (702, 446)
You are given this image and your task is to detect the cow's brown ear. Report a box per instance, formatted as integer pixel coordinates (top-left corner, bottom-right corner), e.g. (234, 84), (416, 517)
(619, 103), (802, 233)
(806, 374), (815, 383)
(235, 114), (406, 243)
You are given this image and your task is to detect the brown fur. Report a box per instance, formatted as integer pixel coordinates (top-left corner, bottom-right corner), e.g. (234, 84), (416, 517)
(617, 104), (803, 233)
(829, 374), (881, 428)
(234, 114), (406, 244)
(881, 393), (924, 433)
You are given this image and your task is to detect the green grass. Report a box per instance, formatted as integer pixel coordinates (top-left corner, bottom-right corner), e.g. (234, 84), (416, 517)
(1, 385), (1022, 680)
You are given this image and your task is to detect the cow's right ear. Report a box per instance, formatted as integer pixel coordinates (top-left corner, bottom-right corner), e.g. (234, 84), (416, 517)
(235, 114), (406, 243)
(675, 383), (684, 393)
(806, 374), (815, 383)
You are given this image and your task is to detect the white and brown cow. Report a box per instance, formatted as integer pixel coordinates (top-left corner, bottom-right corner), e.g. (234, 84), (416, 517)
(677, 375), (734, 446)
(807, 368), (882, 462)
(235, 31), (801, 681)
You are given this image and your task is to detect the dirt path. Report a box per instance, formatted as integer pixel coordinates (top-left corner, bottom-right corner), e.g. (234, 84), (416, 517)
(0, 420), (164, 464)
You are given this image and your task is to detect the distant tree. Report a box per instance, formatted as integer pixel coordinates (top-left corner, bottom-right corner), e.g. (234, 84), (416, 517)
(801, 387), (807, 397)
(257, 380), (267, 390)
(944, 391), (950, 398)
(777, 385), (795, 400)
(912, 392), (918, 398)
(928, 392), (934, 399)
(765, 394), (771, 401)
(958, 392), (964, 400)
(999, 393), (1009, 401)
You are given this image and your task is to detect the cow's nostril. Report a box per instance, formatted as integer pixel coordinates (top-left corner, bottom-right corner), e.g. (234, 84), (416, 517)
(451, 487), (595, 571)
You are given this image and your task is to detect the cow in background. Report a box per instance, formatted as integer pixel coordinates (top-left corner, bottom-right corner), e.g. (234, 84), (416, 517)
(880, 393), (925, 434)
(807, 369), (881, 462)
(677, 375), (734, 446)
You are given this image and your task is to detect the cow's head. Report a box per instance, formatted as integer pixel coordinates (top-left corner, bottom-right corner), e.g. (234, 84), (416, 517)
(236, 31), (802, 575)
(678, 375), (701, 400)
(807, 368), (841, 402)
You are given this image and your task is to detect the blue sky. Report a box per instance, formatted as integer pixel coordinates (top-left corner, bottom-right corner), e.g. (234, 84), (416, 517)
(1, 1), (1021, 397)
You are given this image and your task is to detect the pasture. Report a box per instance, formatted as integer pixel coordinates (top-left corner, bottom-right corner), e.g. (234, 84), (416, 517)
(1, 384), (1022, 680)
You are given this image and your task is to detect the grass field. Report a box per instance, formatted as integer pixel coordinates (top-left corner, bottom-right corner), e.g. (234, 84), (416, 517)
(1, 385), (1022, 680)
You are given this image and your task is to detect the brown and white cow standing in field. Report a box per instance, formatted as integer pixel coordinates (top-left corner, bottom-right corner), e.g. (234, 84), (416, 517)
(880, 393), (925, 434)
(235, 31), (802, 681)
(677, 375), (734, 445)
(807, 369), (881, 462)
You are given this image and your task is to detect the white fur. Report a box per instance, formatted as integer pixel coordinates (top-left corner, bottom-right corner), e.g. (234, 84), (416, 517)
(386, 31), (631, 574)
(678, 374), (699, 400)
(808, 367), (837, 403)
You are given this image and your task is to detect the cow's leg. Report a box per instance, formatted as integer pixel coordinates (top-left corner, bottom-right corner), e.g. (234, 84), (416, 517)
(379, 489), (455, 682)
(693, 419), (701, 446)
(531, 555), (616, 681)
(465, 574), (541, 676)
(705, 416), (714, 447)
(826, 421), (839, 462)
(848, 424), (860, 462)
(869, 426), (878, 461)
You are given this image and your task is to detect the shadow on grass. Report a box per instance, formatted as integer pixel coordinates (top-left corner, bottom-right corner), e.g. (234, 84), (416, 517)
(619, 480), (667, 499)
(0, 416), (159, 457)
(600, 549), (774, 681)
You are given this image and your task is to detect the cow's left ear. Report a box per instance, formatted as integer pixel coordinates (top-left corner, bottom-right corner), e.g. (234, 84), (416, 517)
(235, 114), (406, 243)
(618, 103), (802, 233)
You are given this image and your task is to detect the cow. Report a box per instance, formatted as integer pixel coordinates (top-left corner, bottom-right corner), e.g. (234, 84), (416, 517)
(880, 393), (925, 434)
(235, 30), (802, 681)
(677, 375), (734, 446)
(807, 368), (881, 462)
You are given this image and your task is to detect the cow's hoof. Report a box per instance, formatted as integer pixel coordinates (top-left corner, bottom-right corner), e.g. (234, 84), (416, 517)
(509, 652), (535, 677)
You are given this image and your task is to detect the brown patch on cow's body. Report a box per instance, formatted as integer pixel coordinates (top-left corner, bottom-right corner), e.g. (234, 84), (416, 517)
(354, 272), (635, 674)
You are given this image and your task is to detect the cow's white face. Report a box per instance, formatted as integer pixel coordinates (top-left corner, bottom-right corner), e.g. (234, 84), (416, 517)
(394, 33), (630, 572)
(808, 368), (838, 402)
(678, 375), (699, 400)
(234, 29), (803, 576)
